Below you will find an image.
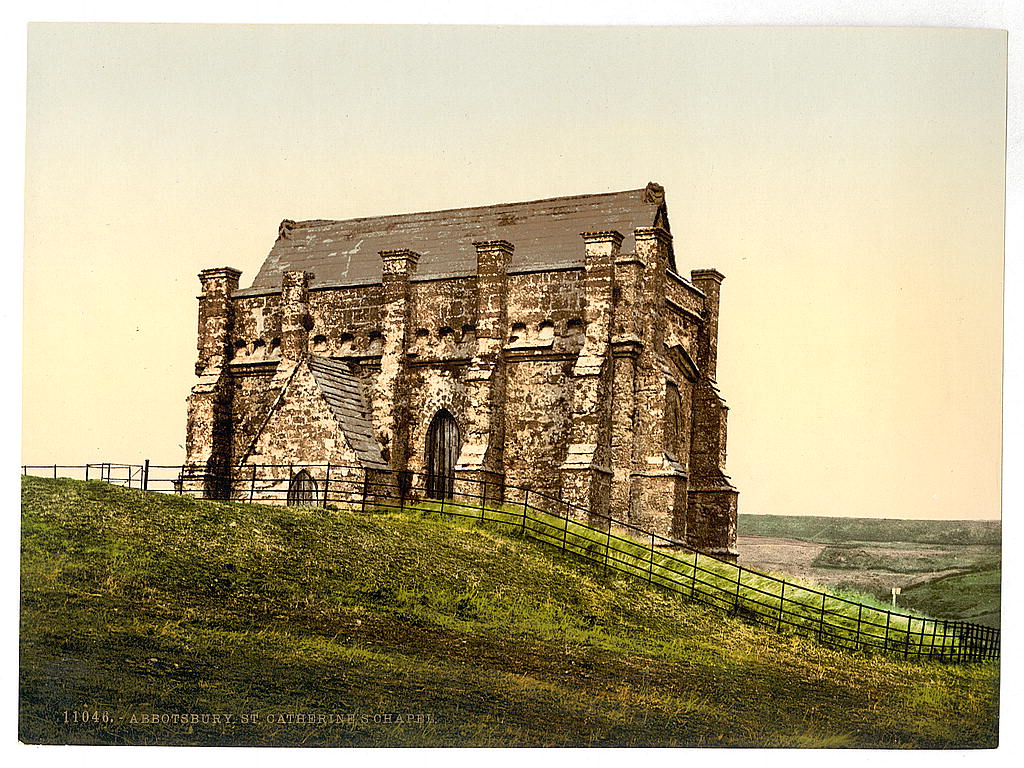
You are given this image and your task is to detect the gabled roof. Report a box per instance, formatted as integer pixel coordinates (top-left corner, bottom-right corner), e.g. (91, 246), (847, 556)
(245, 182), (672, 291)
(307, 356), (388, 469)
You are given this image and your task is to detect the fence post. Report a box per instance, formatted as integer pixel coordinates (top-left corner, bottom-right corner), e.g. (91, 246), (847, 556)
(778, 580), (786, 632)
(918, 616), (927, 661)
(143, 459), (150, 492)
(249, 464), (257, 504)
(854, 603), (862, 649)
(53, 464), (57, 479)
(691, 550), (698, 599)
(361, 474), (369, 513)
(734, 566), (742, 611)
(562, 512), (569, 552)
(883, 611), (891, 652)
(817, 592), (826, 642)
(85, 464), (90, 482)
(323, 463), (331, 508)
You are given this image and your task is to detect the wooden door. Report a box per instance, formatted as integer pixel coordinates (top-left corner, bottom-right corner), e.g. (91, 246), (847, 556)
(426, 410), (460, 500)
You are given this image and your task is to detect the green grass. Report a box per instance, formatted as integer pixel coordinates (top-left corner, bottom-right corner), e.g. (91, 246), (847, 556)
(899, 570), (1002, 629)
(410, 495), (978, 661)
(739, 514), (1001, 546)
(20, 476), (999, 747)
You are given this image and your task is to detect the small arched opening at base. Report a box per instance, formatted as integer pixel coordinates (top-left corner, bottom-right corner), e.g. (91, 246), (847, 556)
(426, 409), (461, 500)
(287, 469), (319, 507)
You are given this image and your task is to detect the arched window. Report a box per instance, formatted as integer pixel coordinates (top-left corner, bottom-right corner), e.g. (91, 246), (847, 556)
(287, 469), (319, 507)
(426, 410), (461, 500)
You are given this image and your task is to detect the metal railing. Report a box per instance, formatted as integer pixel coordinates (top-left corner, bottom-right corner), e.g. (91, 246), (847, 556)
(21, 461), (1000, 664)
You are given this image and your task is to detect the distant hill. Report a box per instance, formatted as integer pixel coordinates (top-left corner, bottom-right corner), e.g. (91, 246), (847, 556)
(739, 513), (1001, 546)
(20, 477), (999, 748)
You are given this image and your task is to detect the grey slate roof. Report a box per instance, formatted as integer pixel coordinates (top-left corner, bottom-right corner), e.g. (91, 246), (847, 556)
(307, 356), (388, 469)
(246, 183), (671, 291)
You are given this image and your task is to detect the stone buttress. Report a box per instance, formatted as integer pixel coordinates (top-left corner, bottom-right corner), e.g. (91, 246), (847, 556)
(183, 267), (241, 497)
(686, 269), (738, 558)
(375, 249), (419, 471)
(558, 231), (620, 525)
(626, 227), (690, 540)
(454, 240), (512, 504)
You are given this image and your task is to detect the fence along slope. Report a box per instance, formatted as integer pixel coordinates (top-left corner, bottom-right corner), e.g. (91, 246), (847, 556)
(21, 462), (1000, 664)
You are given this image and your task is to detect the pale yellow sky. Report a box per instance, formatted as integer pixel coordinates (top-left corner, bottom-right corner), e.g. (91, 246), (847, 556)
(22, 24), (1006, 520)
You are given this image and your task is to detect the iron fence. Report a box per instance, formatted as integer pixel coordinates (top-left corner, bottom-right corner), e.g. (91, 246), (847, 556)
(21, 461), (1000, 664)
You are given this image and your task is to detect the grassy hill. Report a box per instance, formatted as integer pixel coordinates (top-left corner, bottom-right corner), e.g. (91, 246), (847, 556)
(20, 476), (999, 747)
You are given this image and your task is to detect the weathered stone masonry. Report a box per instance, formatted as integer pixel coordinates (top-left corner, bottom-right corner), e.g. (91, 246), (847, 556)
(184, 182), (739, 557)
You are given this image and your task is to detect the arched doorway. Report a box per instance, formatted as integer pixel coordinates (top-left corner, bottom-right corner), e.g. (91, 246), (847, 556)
(287, 469), (319, 507)
(426, 410), (461, 500)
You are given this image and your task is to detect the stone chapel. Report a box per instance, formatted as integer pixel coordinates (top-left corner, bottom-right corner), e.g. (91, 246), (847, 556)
(183, 182), (739, 557)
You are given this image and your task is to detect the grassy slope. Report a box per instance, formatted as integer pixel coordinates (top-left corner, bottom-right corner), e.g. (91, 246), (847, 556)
(899, 570), (1002, 628)
(20, 477), (999, 748)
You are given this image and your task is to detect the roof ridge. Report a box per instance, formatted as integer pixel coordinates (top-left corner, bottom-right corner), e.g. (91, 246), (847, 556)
(286, 186), (652, 230)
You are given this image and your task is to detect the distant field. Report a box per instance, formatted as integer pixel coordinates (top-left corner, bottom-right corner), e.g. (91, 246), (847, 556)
(738, 514), (1001, 546)
(811, 544), (1000, 575)
(737, 514), (1001, 629)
